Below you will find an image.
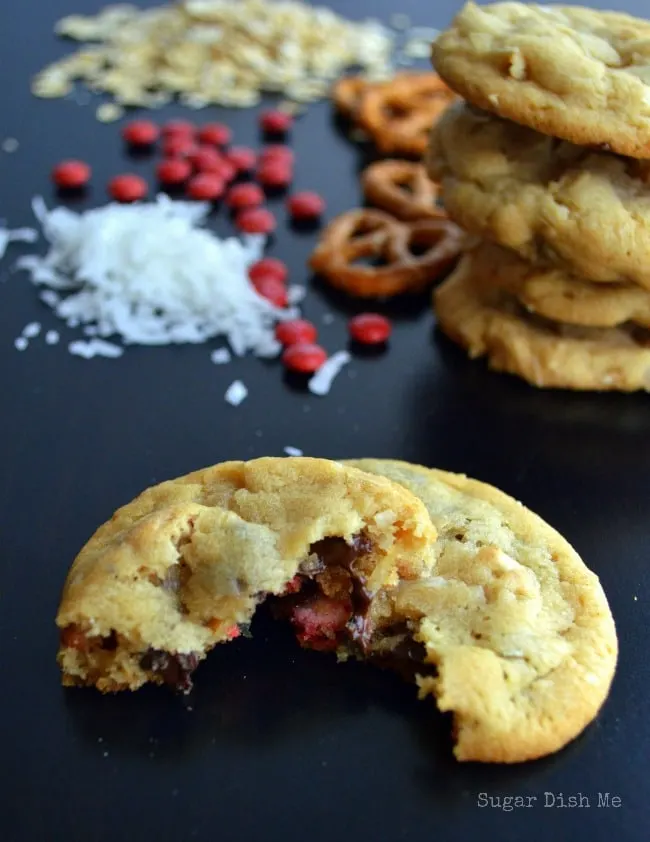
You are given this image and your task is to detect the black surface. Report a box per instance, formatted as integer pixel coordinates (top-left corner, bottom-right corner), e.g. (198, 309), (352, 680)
(1, 1), (648, 841)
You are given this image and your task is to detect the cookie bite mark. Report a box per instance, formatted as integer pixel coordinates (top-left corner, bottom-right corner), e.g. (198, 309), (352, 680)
(56, 457), (437, 693)
(274, 532), (440, 686)
(274, 533), (374, 654)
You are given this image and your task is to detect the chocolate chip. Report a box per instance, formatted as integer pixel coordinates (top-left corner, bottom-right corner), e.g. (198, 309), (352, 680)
(309, 531), (373, 571)
(140, 649), (199, 694)
(100, 630), (118, 651)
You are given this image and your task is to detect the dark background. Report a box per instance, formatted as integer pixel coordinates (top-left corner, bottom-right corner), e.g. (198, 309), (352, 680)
(1, 1), (647, 840)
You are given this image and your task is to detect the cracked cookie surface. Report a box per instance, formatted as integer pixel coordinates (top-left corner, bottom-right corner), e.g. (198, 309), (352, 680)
(56, 457), (437, 692)
(346, 459), (618, 763)
(432, 1), (650, 158)
(427, 101), (650, 287)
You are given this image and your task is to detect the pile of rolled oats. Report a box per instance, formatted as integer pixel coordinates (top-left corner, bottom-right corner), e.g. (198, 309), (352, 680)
(32, 1), (394, 115)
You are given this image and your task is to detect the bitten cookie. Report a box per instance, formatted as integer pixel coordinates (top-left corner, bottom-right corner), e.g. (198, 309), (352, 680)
(432, 1), (650, 158)
(427, 101), (650, 287)
(433, 246), (650, 391)
(473, 241), (650, 328)
(56, 457), (437, 693)
(346, 459), (618, 763)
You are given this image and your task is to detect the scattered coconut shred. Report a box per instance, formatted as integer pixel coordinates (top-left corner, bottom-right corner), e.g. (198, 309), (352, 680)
(17, 196), (293, 357)
(308, 350), (351, 396)
(0, 224), (37, 260)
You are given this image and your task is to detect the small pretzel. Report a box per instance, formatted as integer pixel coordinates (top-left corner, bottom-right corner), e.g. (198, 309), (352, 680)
(332, 75), (370, 119)
(361, 160), (446, 221)
(358, 73), (456, 158)
(309, 209), (464, 298)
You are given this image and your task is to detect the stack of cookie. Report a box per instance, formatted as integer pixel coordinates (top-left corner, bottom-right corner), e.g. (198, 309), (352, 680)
(427, 1), (650, 392)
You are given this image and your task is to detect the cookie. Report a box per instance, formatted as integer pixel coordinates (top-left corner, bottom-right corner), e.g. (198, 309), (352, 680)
(346, 459), (618, 763)
(56, 457), (437, 693)
(476, 241), (650, 328)
(431, 1), (650, 158)
(433, 246), (650, 391)
(427, 101), (650, 287)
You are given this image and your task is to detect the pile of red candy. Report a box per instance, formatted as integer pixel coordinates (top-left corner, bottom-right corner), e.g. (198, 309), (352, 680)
(50, 110), (393, 375)
(51, 110), (325, 235)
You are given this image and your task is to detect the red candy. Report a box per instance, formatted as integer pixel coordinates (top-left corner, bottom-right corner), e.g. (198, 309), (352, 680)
(287, 191), (325, 221)
(197, 123), (232, 147)
(161, 120), (195, 138)
(259, 145), (294, 165)
(253, 276), (288, 308)
(51, 160), (91, 189)
(163, 135), (196, 158)
(187, 173), (226, 201)
(226, 146), (257, 173)
(156, 158), (192, 185)
(282, 343), (328, 374)
(122, 120), (159, 146)
(257, 160), (293, 189)
(226, 183), (264, 210)
(189, 145), (223, 172)
(236, 207), (276, 234)
(260, 110), (294, 135)
(226, 626), (240, 640)
(349, 313), (392, 345)
(283, 575), (303, 594)
(249, 257), (288, 285)
(275, 319), (318, 346)
(108, 174), (148, 202)
(208, 159), (237, 183)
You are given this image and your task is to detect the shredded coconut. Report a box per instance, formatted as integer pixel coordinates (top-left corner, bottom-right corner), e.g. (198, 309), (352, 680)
(14, 336), (28, 351)
(287, 285), (306, 304)
(45, 330), (60, 345)
(0, 225), (37, 261)
(210, 348), (231, 365)
(225, 380), (248, 406)
(69, 338), (124, 359)
(22, 321), (41, 338)
(308, 350), (351, 396)
(283, 446), (303, 457)
(16, 196), (292, 356)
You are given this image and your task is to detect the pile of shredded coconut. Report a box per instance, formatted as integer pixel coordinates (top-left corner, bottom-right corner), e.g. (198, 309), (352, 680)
(17, 195), (291, 356)
(33, 0), (394, 113)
